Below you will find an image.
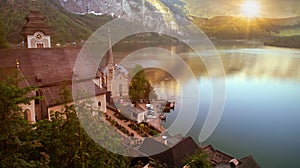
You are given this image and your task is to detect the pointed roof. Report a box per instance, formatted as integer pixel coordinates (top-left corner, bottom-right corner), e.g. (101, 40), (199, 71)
(201, 144), (234, 165)
(20, 10), (53, 35)
(106, 30), (114, 66)
(139, 137), (199, 168)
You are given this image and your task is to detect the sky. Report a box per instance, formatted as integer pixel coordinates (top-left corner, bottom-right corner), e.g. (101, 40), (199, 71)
(181, 0), (300, 18)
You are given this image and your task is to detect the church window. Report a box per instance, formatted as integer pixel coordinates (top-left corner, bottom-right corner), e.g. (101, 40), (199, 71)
(36, 43), (44, 48)
(35, 91), (40, 104)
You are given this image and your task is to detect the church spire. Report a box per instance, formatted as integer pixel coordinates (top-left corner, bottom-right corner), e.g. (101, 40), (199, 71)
(106, 29), (114, 66)
(105, 29), (115, 103)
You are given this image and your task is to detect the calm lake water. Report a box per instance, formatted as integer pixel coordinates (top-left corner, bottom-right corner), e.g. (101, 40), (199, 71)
(114, 42), (300, 168)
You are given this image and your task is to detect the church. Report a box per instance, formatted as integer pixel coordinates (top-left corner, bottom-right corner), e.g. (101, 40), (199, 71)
(0, 8), (129, 123)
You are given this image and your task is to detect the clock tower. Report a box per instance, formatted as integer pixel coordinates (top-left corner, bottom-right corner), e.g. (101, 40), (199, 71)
(20, 10), (53, 48)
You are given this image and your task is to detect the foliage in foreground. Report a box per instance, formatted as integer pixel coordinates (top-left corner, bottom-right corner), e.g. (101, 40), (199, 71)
(182, 151), (212, 168)
(0, 70), (129, 167)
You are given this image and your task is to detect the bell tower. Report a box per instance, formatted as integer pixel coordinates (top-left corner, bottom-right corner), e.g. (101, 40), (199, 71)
(20, 1), (53, 48)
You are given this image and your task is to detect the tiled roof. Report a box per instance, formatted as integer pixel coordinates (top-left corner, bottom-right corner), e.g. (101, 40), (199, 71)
(201, 144), (234, 165)
(0, 48), (105, 107)
(42, 82), (106, 107)
(202, 145), (260, 168)
(0, 48), (98, 86)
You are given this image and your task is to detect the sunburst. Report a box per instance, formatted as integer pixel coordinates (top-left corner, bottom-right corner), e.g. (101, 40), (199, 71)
(241, 0), (260, 18)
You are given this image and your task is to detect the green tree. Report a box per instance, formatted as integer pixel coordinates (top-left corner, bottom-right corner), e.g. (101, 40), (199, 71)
(129, 65), (157, 103)
(182, 151), (212, 168)
(0, 21), (8, 48)
(34, 83), (130, 167)
(0, 67), (48, 167)
(0, 69), (130, 167)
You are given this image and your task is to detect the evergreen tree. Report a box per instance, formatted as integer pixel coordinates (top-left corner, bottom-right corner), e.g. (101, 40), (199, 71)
(0, 21), (8, 48)
(0, 67), (48, 167)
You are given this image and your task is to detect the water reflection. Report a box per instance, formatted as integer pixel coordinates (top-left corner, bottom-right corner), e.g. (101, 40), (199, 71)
(113, 42), (300, 168)
(219, 47), (300, 80)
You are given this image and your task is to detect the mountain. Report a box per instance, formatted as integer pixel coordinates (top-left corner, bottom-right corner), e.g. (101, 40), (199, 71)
(188, 15), (300, 39)
(59, 0), (156, 17)
(0, 0), (112, 46)
(1, 0), (300, 47)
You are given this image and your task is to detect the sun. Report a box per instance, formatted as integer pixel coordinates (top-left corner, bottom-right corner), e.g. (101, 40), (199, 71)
(241, 0), (260, 18)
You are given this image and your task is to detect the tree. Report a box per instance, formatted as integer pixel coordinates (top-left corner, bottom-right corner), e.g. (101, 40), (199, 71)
(0, 67), (48, 167)
(129, 65), (157, 103)
(34, 83), (130, 167)
(0, 21), (8, 48)
(0, 69), (130, 167)
(182, 151), (212, 168)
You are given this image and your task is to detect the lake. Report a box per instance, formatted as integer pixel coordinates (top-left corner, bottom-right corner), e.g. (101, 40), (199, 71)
(114, 41), (300, 168)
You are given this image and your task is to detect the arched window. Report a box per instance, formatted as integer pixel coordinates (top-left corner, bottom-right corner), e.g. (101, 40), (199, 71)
(36, 43), (44, 48)
(98, 101), (101, 106)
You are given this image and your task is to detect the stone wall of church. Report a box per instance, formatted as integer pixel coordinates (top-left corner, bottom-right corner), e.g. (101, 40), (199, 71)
(111, 74), (129, 98)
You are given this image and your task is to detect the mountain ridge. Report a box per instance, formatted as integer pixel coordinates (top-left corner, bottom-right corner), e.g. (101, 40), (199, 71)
(0, 0), (300, 47)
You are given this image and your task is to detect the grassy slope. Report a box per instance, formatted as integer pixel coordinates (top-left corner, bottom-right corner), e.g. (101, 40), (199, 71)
(264, 35), (300, 48)
(0, 0), (112, 46)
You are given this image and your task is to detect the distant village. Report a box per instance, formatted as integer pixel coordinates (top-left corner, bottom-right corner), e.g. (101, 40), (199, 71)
(0, 8), (260, 168)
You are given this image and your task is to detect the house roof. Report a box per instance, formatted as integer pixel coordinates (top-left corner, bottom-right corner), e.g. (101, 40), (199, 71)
(0, 67), (35, 98)
(139, 138), (170, 156)
(20, 10), (53, 35)
(0, 48), (105, 107)
(140, 137), (199, 168)
(202, 145), (260, 168)
(42, 82), (106, 107)
(0, 48), (98, 86)
(201, 144), (234, 165)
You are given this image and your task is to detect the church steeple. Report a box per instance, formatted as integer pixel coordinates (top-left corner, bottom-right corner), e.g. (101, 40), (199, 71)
(106, 29), (114, 66)
(106, 29), (115, 94)
(20, 0), (53, 48)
